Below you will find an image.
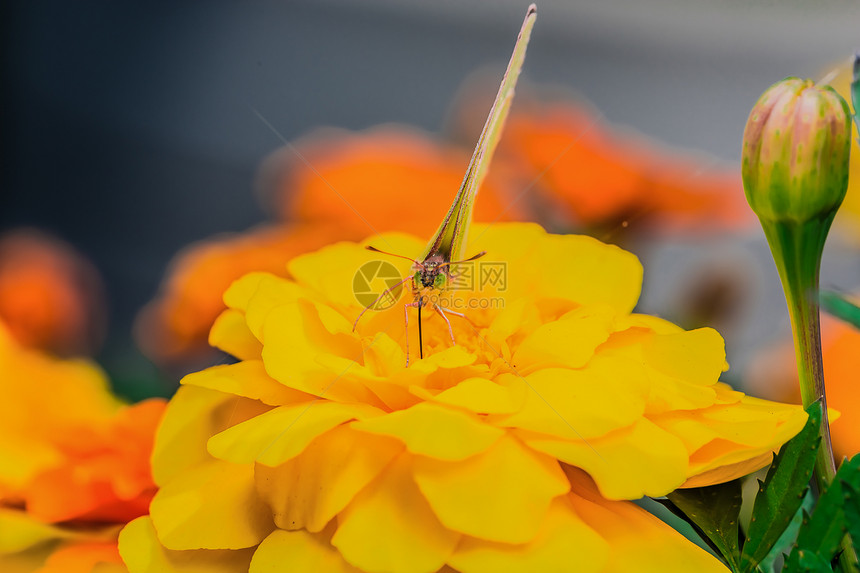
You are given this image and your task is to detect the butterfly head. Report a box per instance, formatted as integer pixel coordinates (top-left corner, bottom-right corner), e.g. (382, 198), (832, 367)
(413, 254), (449, 292)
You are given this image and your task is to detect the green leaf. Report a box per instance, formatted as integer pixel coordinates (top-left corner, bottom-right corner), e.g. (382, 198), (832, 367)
(820, 291), (860, 331)
(790, 455), (860, 571)
(757, 491), (814, 573)
(795, 479), (849, 563)
(784, 547), (834, 573)
(664, 480), (743, 571)
(839, 455), (860, 493)
(845, 481), (860, 556)
(740, 402), (822, 572)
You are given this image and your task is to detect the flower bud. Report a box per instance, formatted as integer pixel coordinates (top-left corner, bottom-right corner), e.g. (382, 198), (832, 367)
(742, 77), (851, 223)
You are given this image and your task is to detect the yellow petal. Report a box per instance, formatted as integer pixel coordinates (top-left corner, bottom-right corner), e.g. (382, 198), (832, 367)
(255, 425), (402, 532)
(261, 302), (373, 402)
(351, 402), (505, 461)
(652, 396), (807, 483)
(472, 224), (643, 314)
(682, 452), (775, 489)
(643, 372), (719, 415)
(449, 496), (608, 573)
(223, 272), (303, 336)
(250, 528), (360, 573)
(595, 329), (720, 414)
(288, 236), (423, 310)
(566, 469), (729, 573)
(521, 418), (689, 500)
(149, 460), (273, 550)
(613, 313), (683, 335)
(512, 306), (616, 371)
(118, 516), (254, 573)
(208, 309), (262, 361)
(151, 385), (271, 486)
(484, 299), (541, 351)
(222, 271), (268, 310)
(332, 453), (460, 573)
(429, 377), (521, 415)
(643, 328), (726, 386)
(361, 331), (407, 378)
(207, 401), (382, 466)
(495, 363), (646, 441)
(181, 361), (313, 406)
(690, 402), (807, 483)
(413, 435), (569, 544)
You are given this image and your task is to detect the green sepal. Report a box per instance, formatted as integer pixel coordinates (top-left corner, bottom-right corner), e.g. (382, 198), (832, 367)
(662, 480), (743, 571)
(820, 291), (860, 331)
(740, 402), (822, 572)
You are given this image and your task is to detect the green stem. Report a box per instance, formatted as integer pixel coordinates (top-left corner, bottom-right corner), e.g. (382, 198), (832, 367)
(761, 216), (858, 571)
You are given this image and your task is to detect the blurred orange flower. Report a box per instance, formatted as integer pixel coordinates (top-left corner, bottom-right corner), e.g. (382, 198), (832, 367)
(0, 321), (165, 573)
(0, 229), (105, 356)
(496, 102), (752, 233)
(269, 126), (520, 237)
(135, 225), (335, 366)
(820, 319), (860, 458)
(139, 127), (519, 366)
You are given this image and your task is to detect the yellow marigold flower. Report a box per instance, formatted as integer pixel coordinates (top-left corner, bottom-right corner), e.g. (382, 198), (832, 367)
(120, 224), (806, 572)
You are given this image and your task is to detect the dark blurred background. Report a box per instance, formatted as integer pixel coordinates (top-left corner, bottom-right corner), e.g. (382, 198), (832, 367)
(3, 0), (859, 395)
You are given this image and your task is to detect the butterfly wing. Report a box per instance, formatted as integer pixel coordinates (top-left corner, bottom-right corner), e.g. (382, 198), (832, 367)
(422, 4), (537, 263)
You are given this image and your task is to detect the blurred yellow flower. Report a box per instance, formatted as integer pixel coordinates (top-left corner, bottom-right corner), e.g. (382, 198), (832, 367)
(0, 321), (165, 573)
(119, 224), (806, 572)
(830, 61), (860, 238)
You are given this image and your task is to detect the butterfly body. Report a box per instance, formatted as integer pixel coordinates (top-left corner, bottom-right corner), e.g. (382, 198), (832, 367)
(353, 5), (536, 364)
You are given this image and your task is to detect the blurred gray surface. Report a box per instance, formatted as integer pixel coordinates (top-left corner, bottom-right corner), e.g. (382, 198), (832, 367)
(3, 0), (859, 384)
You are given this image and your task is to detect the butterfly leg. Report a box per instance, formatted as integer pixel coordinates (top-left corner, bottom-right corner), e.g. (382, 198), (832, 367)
(440, 307), (478, 329)
(433, 304), (457, 345)
(404, 301), (412, 367)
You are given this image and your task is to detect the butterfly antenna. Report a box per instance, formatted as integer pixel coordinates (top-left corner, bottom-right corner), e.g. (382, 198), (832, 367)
(440, 250), (487, 268)
(366, 245), (425, 269)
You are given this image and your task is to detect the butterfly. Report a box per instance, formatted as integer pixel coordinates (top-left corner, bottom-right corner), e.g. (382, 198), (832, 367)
(354, 4), (537, 365)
